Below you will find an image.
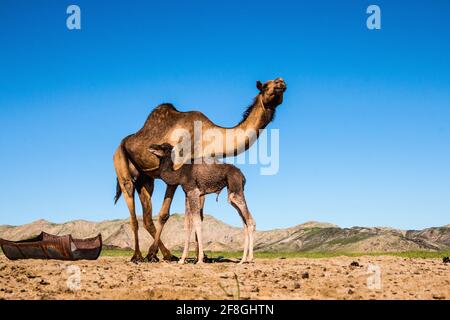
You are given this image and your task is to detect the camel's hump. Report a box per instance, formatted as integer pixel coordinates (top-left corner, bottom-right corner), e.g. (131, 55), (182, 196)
(154, 103), (178, 112)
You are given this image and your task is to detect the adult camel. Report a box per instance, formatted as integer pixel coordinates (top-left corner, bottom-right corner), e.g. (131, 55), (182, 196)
(113, 77), (287, 262)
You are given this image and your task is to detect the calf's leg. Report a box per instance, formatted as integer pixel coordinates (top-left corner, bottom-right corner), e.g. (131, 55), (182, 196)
(179, 196), (193, 264)
(229, 191), (255, 263)
(186, 191), (204, 264)
(195, 195), (206, 262)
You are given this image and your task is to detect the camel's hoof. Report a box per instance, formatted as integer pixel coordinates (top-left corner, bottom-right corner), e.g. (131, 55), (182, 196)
(178, 259), (186, 265)
(130, 254), (145, 264)
(194, 255), (208, 264)
(239, 259), (254, 264)
(163, 255), (179, 262)
(144, 254), (160, 263)
(195, 260), (205, 265)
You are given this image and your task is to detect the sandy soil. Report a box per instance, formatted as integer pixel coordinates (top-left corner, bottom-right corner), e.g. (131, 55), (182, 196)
(0, 255), (448, 300)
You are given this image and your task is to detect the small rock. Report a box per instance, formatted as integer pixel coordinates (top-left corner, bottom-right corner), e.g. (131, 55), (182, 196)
(433, 294), (445, 300)
(443, 257), (450, 264)
(39, 279), (49, 285)
(294, 283), (301, 289)
(350, 261), (360, 267)
(301, 272), (309, 279)
(348, 289), (354, 294)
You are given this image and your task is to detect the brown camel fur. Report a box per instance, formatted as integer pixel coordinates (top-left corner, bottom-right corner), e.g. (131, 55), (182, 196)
(149, 143), (255, 264)
(113, 78), (286, 263)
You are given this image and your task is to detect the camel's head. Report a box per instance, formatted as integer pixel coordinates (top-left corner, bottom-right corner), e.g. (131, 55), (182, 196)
(148, 143), (174, 160)
(256, 77), (287, 108)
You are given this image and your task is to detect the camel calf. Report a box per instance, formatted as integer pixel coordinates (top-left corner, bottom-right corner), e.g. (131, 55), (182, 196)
(149, 143), (255, 264)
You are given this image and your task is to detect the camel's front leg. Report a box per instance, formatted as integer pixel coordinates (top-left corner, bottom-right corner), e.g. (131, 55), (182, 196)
(137, 177), (166, 262)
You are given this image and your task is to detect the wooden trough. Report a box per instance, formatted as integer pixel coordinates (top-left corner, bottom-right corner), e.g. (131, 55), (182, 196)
(0, 232), (102, 261)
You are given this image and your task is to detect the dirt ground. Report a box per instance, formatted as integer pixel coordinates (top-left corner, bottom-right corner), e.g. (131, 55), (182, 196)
(0, 255), (448, 300)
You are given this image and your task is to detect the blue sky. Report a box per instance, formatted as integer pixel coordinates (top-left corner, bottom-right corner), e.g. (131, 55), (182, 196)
(0, 0), (449, 230)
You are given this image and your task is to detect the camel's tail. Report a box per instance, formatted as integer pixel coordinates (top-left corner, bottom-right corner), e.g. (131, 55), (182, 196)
(114, 178), (122, 204)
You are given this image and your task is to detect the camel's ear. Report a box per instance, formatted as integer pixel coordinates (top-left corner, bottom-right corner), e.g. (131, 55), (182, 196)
(256, 80), (263, 92)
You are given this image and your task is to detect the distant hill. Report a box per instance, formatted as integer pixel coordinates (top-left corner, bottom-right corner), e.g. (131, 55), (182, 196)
(0, 215), (449, 252)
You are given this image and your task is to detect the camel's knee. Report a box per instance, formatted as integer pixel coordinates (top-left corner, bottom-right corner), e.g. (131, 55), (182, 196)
(143, 217), (156, 230)
(116, 171), (135, 198)
(247, 220), (256, 232)
(121, 180), (134, 198)
(158, 210), (170, 224)
(192, 214), (202, 227)
(228, 191), (247, 206)
(130, 219), (139, 232)
(228, 192), (238, 204)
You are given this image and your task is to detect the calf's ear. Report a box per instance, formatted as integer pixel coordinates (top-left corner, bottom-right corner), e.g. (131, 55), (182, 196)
(148, 147), (164, 157)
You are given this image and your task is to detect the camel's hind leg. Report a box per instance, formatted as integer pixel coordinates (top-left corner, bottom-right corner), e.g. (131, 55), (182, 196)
(229, 191), (255, 263)
(147, 184), (179, 261)
(113, 146), (144, 263)
(136, 176), (177, 262)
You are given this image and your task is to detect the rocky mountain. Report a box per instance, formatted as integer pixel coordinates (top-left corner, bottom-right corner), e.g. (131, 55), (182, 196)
(0, 215), (449, 253)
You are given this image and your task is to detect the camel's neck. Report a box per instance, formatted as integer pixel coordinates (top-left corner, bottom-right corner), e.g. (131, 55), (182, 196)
(220, 95), (274, 156)
(170, 94), (276, 167)
(159, 157), (183, 185)
(235, 95), (274, 131)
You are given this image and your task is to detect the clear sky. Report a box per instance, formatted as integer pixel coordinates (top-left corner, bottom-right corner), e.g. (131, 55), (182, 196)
(0, 0), (449, 230)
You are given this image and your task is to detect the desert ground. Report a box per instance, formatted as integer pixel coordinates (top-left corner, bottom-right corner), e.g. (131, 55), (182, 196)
(0, 254), (448, 300)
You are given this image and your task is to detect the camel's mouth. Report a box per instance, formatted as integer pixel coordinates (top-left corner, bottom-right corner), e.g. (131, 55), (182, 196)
(274, 86), (286, 95)
(273, 80), (287, 95)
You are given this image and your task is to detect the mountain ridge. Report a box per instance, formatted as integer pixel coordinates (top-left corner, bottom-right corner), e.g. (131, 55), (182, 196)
(1, 215), (449, 253)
